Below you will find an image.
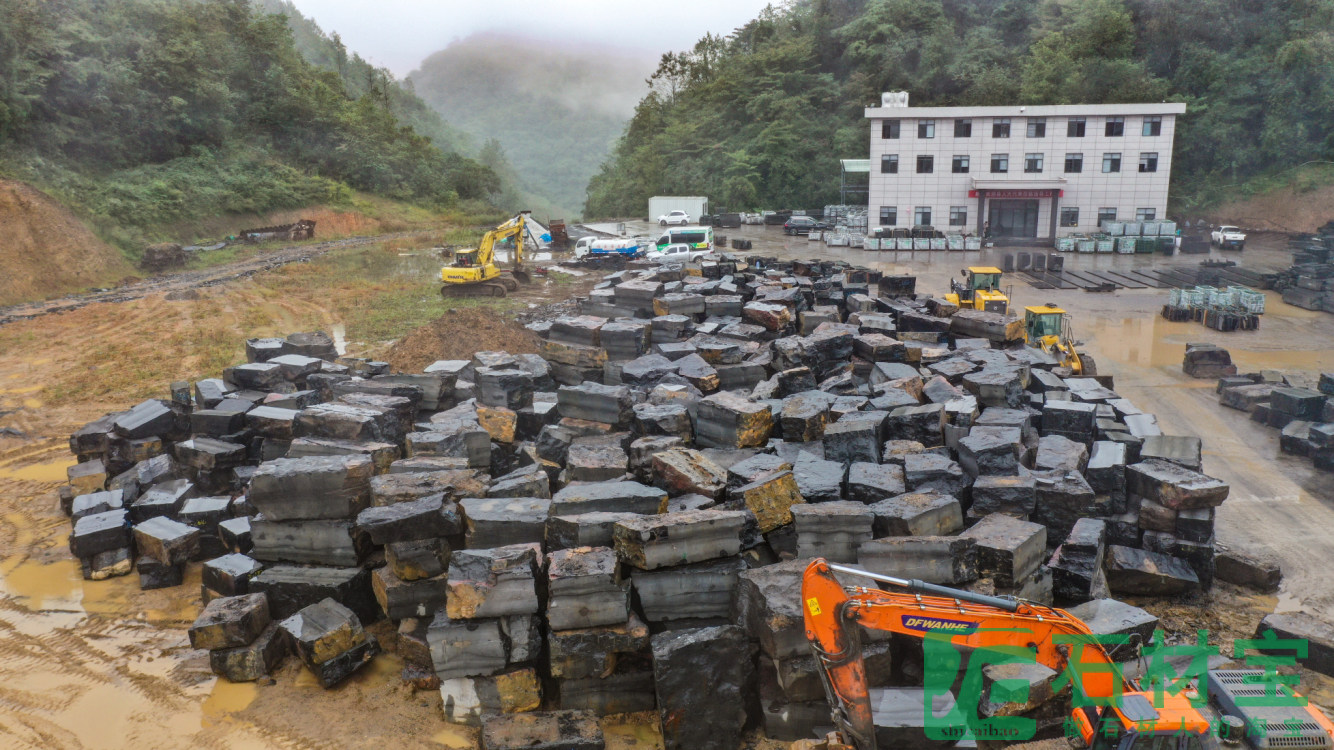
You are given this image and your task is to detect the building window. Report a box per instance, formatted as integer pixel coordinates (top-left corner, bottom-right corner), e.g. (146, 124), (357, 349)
(1026, 118), (1046, 137)
(952, 155), (970, 173)
(916, 155), (934, 174)
(881, 154), (899, 174)
(1139, 152), (1159, 173)
(915, 207), (932, 226)
(954, 119), (972, 137)
(1024, 153), (1044, 173)
(1103, 153), (1121, 173)
(918, 120), (936, 139)
(1064, 153), (1083, 173)
(1136, 208), (1156, 221)
(992, 118), (1011, 138)
(1105, 116), (1125, 137)
(1060, 207), (1080, 227)
(1098, 208), (1117, 227)
(882, 119), (900, 139)
(1143, 116), (1162, 136)
(879, 206), (897, 226)
(1067, 117), (1086, 137)
(949, 207), (968, 226)
(990, 153), (1009, 173)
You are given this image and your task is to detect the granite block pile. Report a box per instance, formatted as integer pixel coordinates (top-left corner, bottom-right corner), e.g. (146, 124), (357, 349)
(58, 258), (1298, 747)
(1208, 346), (1334, 476)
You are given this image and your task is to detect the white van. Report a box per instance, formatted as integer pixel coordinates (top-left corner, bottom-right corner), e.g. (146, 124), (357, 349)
(655, 225), (713, 252)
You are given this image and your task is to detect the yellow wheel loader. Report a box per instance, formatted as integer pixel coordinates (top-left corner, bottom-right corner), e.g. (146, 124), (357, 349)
(944, 267), (1010, 313)
(1024, 303), (1097, 376)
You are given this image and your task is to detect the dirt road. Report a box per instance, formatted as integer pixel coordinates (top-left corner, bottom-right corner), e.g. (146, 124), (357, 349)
(0, 231), (430, 327)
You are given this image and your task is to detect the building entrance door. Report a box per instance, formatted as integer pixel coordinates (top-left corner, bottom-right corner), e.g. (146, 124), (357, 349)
(989, 199), (1039, 238)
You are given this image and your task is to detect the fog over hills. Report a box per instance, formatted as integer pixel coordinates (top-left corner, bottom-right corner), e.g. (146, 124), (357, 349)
(409, 33), (655, 218)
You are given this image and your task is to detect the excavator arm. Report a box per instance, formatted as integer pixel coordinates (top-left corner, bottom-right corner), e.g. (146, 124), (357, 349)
(802, 559), (1131, 750)
(474, 213), (527, 271)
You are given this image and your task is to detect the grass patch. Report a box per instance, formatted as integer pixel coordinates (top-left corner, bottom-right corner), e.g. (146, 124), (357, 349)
(10, 218), (527, 409)
(342, 286), (524, 343)
(1176, 162), (1334, 212)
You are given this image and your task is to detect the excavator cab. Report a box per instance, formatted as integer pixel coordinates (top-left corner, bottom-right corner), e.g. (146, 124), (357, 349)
(1024, 304), (1064, 343)
(945, 267), (1009, 313)
(452, 248), (479, 268)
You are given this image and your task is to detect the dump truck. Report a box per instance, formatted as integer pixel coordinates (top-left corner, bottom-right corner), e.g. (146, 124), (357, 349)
(798, 558), (1334, 750)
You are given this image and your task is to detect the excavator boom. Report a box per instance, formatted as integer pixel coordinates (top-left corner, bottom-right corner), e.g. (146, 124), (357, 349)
(802, 559), (1137, 749)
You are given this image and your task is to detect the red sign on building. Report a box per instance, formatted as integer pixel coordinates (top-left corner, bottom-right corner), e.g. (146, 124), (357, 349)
(968, 189), (1064, 198)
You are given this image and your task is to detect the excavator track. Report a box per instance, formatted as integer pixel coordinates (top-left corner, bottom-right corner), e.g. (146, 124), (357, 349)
(440, 282), (507, 298)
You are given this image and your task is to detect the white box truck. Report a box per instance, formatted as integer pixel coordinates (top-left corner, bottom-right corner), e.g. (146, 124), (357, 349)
(648, 196), (709, 226)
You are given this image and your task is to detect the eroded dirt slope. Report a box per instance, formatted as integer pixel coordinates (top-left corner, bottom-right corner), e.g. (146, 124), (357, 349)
(0, 179), (134, 307)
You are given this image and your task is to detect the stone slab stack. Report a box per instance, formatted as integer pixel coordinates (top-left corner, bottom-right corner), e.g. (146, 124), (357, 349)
(62, 262), (1248, 746)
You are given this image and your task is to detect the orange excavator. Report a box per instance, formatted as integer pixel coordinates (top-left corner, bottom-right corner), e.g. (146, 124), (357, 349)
(800, 558), (1334, 750)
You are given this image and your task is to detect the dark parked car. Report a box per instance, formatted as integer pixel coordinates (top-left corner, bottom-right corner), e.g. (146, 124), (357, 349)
(783, 216), (831, 235)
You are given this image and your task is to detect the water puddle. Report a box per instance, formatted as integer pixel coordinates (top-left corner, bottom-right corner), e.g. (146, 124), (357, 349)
(331, 323), (347, 355)
(0, 557), (83, 611)
(201, 680), (259, 724)
(0, 458), (73, 483)
(0, 383), (44, 395)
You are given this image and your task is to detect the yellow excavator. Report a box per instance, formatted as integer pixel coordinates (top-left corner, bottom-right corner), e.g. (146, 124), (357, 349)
(440, 212), (534, 298)
(1024, 303), (1097, 376)
(945, 267), (1010, 313)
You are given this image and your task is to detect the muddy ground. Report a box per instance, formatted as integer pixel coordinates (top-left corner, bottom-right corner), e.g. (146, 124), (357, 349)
(3, 225), (1333, 747)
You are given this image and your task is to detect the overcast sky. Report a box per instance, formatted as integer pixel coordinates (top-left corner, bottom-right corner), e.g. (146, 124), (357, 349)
(284, 0), (779, 77)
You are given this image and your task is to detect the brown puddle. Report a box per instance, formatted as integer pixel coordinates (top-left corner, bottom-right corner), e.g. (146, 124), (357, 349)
(0, 458), (73, 483)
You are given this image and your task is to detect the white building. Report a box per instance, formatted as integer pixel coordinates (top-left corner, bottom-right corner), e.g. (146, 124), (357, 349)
(864, 93), (1186, 241)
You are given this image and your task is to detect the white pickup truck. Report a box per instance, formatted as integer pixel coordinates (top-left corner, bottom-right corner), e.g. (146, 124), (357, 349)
(645, 243), (710, 263)
(1211, 225), (1246, 250)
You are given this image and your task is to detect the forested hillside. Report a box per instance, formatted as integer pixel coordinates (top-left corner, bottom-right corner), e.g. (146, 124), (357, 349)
(254, 0), (474, 157)
(0, 0), (500, 251)
(585, 0), (1334, 218)
(410, 33), (653, 218)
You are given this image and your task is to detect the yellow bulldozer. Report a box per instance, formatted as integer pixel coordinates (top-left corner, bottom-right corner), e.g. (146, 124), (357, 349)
(944, 267), (1010, 313)
(440, 212), (534, 298)
(1024, 303), (1096, 376)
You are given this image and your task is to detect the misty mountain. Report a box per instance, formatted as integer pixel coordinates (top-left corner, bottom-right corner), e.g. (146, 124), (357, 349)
(409, 33), (654, 218)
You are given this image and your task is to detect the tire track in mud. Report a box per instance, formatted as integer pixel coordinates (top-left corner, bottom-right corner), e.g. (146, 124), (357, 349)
(0, 231), (428, 327)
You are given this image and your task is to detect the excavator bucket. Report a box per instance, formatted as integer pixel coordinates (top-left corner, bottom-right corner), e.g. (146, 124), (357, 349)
(511, 269), (532, 285)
